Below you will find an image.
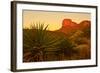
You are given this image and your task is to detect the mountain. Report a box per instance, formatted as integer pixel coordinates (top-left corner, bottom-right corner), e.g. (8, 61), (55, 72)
(57, 19), (90, 34)
(79, 20), (91, 30)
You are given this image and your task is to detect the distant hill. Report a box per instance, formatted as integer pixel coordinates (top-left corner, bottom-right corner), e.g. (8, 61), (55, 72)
(57, 19), (91, 34)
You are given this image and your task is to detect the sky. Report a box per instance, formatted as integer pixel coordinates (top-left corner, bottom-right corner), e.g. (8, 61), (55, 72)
(23, 10), (91, 31)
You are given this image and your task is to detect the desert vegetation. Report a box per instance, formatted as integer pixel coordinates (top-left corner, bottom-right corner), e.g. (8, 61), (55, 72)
(23, 19), (91, 62)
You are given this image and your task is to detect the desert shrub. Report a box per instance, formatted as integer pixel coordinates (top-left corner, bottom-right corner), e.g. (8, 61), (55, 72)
(74, 44), (90, 59)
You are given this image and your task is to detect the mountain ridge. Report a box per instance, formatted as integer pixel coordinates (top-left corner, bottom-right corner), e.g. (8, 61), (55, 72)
(57, 19), (91, 34)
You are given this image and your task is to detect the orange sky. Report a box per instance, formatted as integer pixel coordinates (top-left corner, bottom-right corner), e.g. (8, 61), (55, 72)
(23, 10), (90, 31)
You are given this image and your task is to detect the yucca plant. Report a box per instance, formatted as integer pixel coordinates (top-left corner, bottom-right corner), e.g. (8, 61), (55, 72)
(23, 23), (62, 62)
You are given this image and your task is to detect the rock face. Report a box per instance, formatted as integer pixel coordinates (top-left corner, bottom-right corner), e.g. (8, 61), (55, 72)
(62, 19), (78, 27)
(59, 19), (90, 34)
